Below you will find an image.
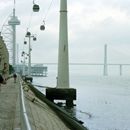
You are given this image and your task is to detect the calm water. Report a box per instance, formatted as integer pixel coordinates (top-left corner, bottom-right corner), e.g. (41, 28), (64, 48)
(33, 65), (130, 130)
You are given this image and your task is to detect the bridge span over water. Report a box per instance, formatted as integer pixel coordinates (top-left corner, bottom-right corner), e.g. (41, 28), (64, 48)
(32, 63), (130, 76)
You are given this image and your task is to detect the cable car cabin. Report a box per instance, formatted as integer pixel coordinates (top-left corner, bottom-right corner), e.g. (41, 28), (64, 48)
(33, 37), (37, 41)
(24, 41), (27, 44)
(40, 25), (45, 31)
(33, 4), (40, 12)
(22, 51), (25, 55)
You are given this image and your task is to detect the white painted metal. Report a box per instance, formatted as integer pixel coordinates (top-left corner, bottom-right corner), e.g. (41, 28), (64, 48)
(16, 44), (19, 72)
(8, 7), (20, 67)
(28, 36), (31, 77)
(22, 54), (26, 76)
(57, 0), (69, 88)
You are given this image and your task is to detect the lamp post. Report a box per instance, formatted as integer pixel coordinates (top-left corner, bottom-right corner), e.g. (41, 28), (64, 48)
(26, 32), (31, 77)
(25, 31), (36, 77)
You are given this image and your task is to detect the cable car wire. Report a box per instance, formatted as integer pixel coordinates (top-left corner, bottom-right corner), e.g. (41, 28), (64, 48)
(43, 0), (54, 21)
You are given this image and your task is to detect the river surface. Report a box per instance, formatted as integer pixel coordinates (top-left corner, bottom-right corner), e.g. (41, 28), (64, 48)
(33, 65), (130, 130)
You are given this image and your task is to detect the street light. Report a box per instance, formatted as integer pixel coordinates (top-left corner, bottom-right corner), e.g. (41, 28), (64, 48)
(25, 31), (36, 77)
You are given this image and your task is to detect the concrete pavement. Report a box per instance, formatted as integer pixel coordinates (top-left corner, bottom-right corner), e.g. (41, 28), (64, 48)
(0, 77), (71, 130)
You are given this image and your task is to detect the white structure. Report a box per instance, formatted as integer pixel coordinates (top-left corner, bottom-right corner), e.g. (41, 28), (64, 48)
(25, 32), (32, 77)
(8, 1), (20, 67)
(25, 32), (36, 77)
(57, 0), (69, 88)
(104, 44), (108, 76)
(28, 35), (31, 77)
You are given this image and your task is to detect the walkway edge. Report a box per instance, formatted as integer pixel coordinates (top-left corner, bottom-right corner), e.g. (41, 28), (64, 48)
(28, 83), (89, 130)
(19, 78), (32, 130)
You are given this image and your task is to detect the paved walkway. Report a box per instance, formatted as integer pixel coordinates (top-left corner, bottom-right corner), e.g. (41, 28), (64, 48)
(23, 83), (71, 130)
(0, 77), (71, 130)
(0, 77), (20, 130)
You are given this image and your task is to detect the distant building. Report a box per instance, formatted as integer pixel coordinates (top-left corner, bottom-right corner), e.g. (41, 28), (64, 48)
(16, 64), (48, 77)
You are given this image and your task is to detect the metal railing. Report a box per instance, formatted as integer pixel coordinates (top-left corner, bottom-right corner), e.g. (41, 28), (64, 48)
(19, 77), (32, 130)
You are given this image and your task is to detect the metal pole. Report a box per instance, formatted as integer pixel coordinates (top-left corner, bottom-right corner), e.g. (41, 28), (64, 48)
(23, 54), (25, 76)
(12, 26), (16, 67)
(28, 36), (31, 77)
(57, 0), (69, 88)
(16, 44), (19, 72)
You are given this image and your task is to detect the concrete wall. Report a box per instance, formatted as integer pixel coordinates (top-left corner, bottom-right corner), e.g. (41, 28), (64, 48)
(0, 36), (9, 77)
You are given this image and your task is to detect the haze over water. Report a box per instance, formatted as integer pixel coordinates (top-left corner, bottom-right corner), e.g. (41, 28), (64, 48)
(33, 65), (130, 130)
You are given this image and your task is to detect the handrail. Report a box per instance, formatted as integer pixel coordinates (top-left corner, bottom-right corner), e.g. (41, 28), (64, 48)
(19, 77), (32, 130)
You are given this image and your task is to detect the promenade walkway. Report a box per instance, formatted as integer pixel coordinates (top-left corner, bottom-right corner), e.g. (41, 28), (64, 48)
(23, 82), (71, 130)
(0, 77), (71, 130)
(0, 78), (20, 130)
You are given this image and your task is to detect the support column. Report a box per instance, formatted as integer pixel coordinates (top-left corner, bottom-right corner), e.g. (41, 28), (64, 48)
(57, 0), (69, 88)
(104, 44), (108, 76)
(46, 0), (76, 108)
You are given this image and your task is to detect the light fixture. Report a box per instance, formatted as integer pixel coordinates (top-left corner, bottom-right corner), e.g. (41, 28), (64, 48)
(26, 31), (31, 37)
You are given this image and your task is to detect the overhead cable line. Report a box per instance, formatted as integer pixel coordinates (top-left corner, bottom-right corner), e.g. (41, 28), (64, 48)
(27, 12), (34, 31)
(43, 0), (54, 21)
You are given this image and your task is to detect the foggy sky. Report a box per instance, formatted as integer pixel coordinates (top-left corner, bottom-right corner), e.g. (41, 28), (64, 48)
(0, 0), (130, 64)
